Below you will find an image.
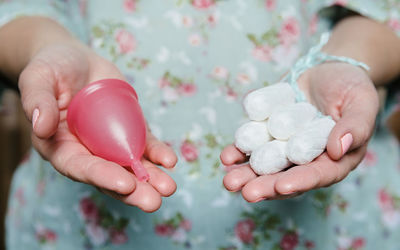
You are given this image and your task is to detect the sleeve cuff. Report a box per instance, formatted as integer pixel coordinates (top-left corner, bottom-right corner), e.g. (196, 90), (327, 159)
(318, 0), (400, 37)
(0, 2), (88, 42)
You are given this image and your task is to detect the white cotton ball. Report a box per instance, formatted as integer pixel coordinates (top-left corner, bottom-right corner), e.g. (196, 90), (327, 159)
(243, 82), (296, 121)
(249, 140), (291, 175)
(235, 121), (273, 155)
(286, 116), (336, 165)
(268, 102), (318, 140)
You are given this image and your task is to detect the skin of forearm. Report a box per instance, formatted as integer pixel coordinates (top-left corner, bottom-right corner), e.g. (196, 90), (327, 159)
(323, 15), (400, 86)
(0, 16), (89, 82)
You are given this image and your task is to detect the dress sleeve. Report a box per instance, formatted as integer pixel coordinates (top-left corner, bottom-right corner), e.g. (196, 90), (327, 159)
(0, 0), (88, 41)
(318, 0), (400, 36)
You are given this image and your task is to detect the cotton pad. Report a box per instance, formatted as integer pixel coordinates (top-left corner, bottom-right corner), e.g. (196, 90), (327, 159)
(243, 82), (296, 121)
(268, 102), (317, 140)
(235, 121), (273, 155)
(249, 140), (291, 175)
(286, 117), (336, 165)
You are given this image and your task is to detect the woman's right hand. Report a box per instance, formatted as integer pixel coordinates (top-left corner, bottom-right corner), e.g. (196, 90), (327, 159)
(19, 41), (178, 212)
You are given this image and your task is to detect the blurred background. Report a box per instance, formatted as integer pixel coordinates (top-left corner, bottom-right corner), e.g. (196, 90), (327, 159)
(0, 87), (31, 250)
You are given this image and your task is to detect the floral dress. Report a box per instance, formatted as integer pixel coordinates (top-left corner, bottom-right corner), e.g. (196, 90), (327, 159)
(2, 0), (400, 249)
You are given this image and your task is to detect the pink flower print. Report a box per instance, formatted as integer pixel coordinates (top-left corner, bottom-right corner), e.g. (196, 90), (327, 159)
(378, 189), (400, 228)
(252, 44), (272, 62)
(86, 222), (108, 246)
(180, 140), (199, 162)
(378, 189), (395, 211)
(79, 197), (99, 223)
(155, 224), (175, 236)
(308, 14), (318, 35)
(159, 78), (171, 88)
(162, 87), (179, 102)
(234, 219), (256, 244)
(279, 17), (300, 47)
(36, 227), (57, 243)
(271, 44), (299, 69)
(207, 14), (217, 26)
(337, 236), (352, 250)
(211, 66), (229, 80)
(226, 87), (238, 101)
(382, 209), (400, 229)
(171, 228), (187, 243)
(236, 73), (251, 85)
(182, 16), (194, 28)
(45, 231), (57, 242)
(362, 150), (377, 166)
(304, 240), (315, 249)
(388, 18), (400, 32)
(351, 237), (365, 249)
(115, 29), (137, 54)
(280, 232), (299, 250)
(265, 0), (276, 11)
(192, 0), (215, 9)
(178, 83), (197, 97)
(180, 219), (192, 231)
(123, 0), (136, 13)
(188, 34), (202, 46)
(109, 228), (128, 245)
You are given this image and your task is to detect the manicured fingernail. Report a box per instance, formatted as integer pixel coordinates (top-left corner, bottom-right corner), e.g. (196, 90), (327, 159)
(340, 133), (353, 156)
(251, 197), (266, 203)
(32, 108), (39, 129)
(280, 191), (297, 195)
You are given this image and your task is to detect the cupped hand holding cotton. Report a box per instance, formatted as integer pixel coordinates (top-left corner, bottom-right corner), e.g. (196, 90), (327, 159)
(234, 82), (337, 175)
(250, 140), (291, 175)
(286, 117), (336, 165)
(235, 121), (272, 155)
(243, 82), (295, 121)
(268, 102), (317, 140)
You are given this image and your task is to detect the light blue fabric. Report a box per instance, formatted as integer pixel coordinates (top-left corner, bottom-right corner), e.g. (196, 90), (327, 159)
(286, 32), (370, 103)
(3, 1), (400, 249)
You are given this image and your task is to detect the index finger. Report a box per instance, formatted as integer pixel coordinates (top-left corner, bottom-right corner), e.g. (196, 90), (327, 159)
(32, 130), (137, 195)
(274, 146), (367, 195)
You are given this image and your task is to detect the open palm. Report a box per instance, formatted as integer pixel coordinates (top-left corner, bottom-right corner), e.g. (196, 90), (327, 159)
(221, 62), (379, 202)
(20, 44), (177, 212)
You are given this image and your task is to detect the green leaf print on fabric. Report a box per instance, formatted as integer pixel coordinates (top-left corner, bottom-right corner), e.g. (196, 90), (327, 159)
(154, 212), (193, 248)
(311, 189), (349, 217)
(91, 20), (151, 69)
(78, 194), (130, 247)
(247, 29), (279, 47)
(220, 207), (315, 250)
(160, 71), (197, 104)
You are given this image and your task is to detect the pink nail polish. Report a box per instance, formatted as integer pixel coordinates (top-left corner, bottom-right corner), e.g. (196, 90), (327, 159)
(340, 133), (353, 156)
(32, 108), (39, 129)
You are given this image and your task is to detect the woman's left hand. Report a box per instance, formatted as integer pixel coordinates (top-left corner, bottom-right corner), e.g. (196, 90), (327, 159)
(220, 62), (379, 202)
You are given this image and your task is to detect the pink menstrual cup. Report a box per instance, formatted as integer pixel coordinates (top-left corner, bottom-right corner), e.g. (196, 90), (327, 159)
(67, 79), (149, 181)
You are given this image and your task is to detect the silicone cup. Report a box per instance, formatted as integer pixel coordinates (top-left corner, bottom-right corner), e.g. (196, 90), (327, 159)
(67, 79), (149, 182)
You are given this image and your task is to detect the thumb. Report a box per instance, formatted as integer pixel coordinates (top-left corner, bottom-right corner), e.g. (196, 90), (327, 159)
(326, 92), (379, 161)
(19, 61), (60, 139)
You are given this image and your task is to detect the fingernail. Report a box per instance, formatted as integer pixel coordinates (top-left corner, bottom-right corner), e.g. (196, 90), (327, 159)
(340, 133), (353, 156)
(280, 191), (297, 195)
(251, 197), (266, 203)
(32, 108), (39, 129)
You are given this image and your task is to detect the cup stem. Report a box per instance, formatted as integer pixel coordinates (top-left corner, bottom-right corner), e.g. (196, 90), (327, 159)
(131, 160), (149, 182)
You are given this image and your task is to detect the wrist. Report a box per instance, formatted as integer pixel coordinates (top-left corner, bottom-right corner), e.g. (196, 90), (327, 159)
(297, 61), (371, 101)
(0, 16), (90, 81)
